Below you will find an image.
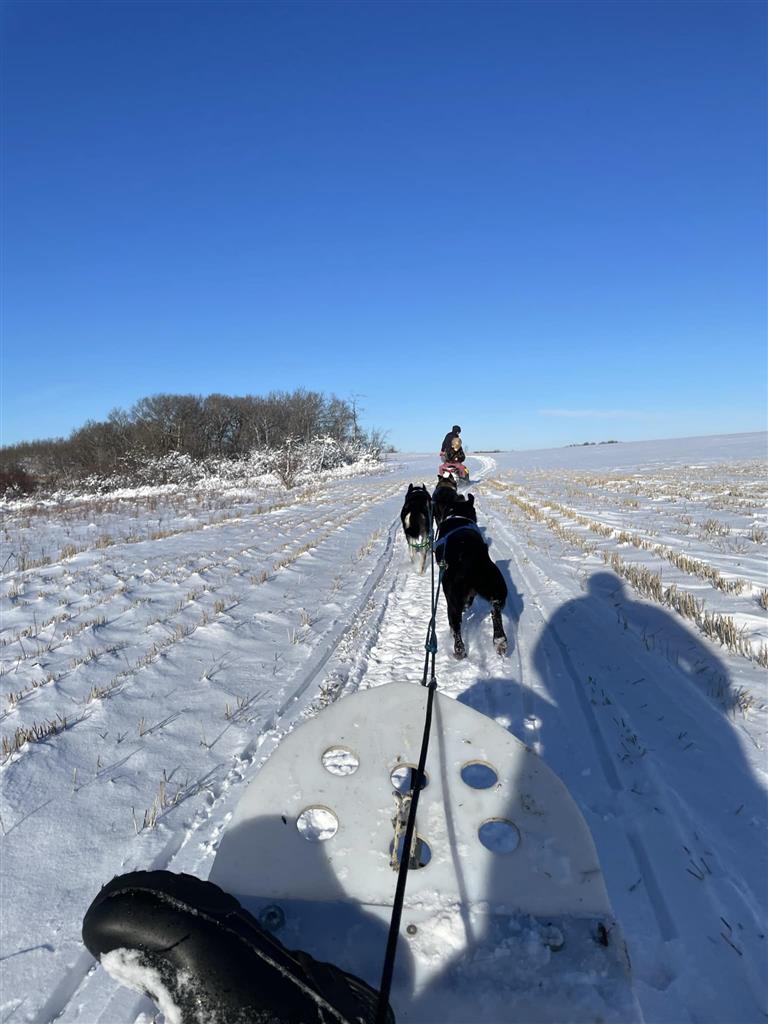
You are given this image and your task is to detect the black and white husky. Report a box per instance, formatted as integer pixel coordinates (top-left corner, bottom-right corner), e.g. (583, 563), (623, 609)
(400, 484), (432, 574)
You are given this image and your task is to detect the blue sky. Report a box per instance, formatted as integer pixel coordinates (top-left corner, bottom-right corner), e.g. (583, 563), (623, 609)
(2, 0), (765, 452)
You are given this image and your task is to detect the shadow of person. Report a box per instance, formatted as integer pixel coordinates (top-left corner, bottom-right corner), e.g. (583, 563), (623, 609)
(581, 572), (734, 700)
(536, 570), (741, 725)
(529, 570), (768, 1023)
(457, 674), (550, 750)
(211, 813), (413, 1004)
(80, 816), (403, 1024)
(493, 559), (524, 624)
(406, 680), (640, 1023)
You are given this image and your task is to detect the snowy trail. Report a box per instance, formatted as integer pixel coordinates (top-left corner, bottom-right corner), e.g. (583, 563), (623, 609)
(3, 441), (766, 1024)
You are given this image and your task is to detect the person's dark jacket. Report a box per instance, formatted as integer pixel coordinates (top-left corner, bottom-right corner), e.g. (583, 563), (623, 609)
(443, 444), (466, 464)
(440, 431), (459, 457)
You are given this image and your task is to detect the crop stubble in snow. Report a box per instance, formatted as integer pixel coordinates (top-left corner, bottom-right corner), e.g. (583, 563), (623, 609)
(1, 435), (766, 1024)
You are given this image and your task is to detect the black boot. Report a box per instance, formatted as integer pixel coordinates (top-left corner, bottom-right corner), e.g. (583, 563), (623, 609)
(82, 869), (394, 1024)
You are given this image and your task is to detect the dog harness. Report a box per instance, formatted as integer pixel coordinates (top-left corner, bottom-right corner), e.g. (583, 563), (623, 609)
(433, 517), (483, 562)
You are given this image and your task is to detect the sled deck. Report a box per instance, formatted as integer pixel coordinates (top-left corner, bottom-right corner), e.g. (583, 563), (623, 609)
(439, 461), (470, 485)
(210, 683), (641, 1023)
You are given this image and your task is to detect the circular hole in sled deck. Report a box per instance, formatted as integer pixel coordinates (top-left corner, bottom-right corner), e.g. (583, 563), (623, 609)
(258, 905), (286, 932)
(389, 834), (432, 869)
(321, 746), (360, 776)
(390, 764), (429, 794)
(296, 806), (338, 842)
(478, 818), (521, 854)
(460, 761), (498, 789)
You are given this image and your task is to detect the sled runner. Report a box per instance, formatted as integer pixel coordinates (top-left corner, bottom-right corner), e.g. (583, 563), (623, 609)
(209, 683), (641, 1023)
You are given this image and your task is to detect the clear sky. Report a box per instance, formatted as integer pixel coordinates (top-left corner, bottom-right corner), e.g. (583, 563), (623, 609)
(2, 0), (766, 452)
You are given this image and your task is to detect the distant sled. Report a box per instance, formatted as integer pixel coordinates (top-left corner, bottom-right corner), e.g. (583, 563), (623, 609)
(210, 683), (642, 1023)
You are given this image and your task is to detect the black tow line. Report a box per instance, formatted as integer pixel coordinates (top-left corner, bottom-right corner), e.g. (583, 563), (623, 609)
(375, 500), (445, 1024)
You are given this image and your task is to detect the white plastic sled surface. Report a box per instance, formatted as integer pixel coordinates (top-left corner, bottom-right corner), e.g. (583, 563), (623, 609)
(210, 683), (642, 1023)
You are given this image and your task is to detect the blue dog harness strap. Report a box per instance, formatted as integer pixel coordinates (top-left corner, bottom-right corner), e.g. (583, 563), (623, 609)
(433, 519), (483, 561)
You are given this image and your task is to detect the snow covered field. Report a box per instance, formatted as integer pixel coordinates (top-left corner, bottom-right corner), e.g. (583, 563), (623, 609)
(1, 432), (766, 1024)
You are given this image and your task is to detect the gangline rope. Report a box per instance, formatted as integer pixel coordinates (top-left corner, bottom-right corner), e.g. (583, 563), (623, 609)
(375, 498), (444, 1024)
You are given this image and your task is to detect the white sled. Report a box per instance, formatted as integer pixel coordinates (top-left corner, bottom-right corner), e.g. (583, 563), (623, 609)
(210, 683), (641, 1023)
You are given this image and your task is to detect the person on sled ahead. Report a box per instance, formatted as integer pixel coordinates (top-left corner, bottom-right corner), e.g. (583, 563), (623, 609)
(439, 425), (462, 461)
(445, 435), (466, 466)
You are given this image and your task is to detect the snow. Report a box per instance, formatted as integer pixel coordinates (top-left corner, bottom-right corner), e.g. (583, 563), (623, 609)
(1, 432), (766, 1024)
(99, 951), (184, 1024)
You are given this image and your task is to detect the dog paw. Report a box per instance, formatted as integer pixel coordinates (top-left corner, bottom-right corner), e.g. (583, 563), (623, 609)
(494, 637), (508, 656)
(453, 643), (467, 659)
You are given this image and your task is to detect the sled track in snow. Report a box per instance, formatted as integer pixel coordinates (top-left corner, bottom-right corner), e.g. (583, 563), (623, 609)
(34, 466), (503, 1023)
(32, 512), (408, 1024)
(28, 461), (766, 1023)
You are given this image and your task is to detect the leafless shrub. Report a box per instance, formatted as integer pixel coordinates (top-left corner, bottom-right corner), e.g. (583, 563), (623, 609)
(273, 440), (302, 489)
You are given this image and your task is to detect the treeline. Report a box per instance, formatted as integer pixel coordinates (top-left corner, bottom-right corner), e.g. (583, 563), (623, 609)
(1, 390), (385, 495)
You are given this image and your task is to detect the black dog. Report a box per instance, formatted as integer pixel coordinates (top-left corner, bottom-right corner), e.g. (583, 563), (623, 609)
(433, 497), (507, 658)
(432, 473), (458, 527)
(400, 484), (432, 574)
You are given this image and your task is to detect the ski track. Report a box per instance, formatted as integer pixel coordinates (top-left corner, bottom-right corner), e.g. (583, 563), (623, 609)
(6, 454), (767, 1024)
